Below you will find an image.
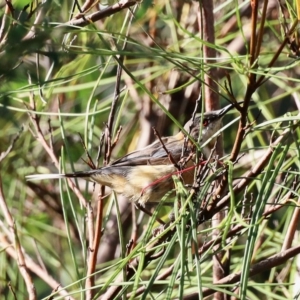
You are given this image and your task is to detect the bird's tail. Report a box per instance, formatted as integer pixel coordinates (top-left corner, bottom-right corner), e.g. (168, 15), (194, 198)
(26, 170), (95, 181)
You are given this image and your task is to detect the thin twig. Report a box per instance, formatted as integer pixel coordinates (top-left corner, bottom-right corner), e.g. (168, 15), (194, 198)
(63, 0), (138, 28)
(0, 228), (73, 299)
(0, 127), (23, 162)
(199, 1), (228, 294)
(206, 124), (297, 217)
(0, 175), (37, 300)
(73, 0), (99, 20)
(27, 107), (88, 208)
(0, 1), (12, 42)
(152, 126), (179, 168)
(127, 197), (286, 298)
(196, 245), (300, 299)
(256, 19), (299, 88)
(281, 188), (300, 251)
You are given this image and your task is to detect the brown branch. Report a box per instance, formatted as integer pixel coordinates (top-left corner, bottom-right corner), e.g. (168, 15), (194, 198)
(206, 123), (296, 218)
(210, 1), (265, 207)
(26, 79), (91, 298)
(27, 101), (87, 208)
(198, 1), (229, 297)
(73, 0), (98, 19)
(127, 199), (286, 298)
(254, 0), (268, 59)
(249, 0), (259, 69)
(0, 177), (36, 299)
(101, 224), (175, 300)
(152, 126), (179, 168)
(256, 19), (299, 88)
(281, 197), (300, 251)
(0, 229), (73, 299)
(0, 0), (12, 42)
(184, 245), (300, 299)
(85, 6), (134, 296)
(21, 3), (46, 41)
(0, 127), (23, 162)
(63, 0), (138, 27)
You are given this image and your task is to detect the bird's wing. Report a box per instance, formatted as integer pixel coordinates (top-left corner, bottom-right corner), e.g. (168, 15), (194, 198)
(111, 134), (187, 167)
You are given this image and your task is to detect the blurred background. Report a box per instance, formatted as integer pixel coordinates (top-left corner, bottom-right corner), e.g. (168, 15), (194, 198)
(0, 0), (300, 299)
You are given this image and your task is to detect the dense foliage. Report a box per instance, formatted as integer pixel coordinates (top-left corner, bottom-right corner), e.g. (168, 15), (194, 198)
(0, 1), (300, 299)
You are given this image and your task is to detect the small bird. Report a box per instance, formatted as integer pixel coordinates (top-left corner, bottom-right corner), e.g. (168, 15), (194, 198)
(27, 103), (237, 205)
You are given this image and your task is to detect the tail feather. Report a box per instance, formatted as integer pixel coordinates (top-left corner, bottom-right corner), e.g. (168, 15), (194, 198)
(26, 173), (69, 181)
(26, 170), (95, 181)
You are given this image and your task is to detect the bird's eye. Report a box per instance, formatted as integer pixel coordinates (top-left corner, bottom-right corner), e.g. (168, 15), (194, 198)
(203, 119), (210, 127)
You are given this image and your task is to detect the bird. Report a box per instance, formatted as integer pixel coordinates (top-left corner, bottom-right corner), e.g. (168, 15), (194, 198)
(26, 103), (237, 206)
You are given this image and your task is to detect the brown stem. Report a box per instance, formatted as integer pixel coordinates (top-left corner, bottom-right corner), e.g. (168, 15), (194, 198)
(85, 9), (134, 296)
(64, 0), (138, 27)
(206, 124), (295, 218)
(184, 245), (300, 299)
(198, 1), (229, 297)
(126, 200), (286, 298)
(0, 174), (37, 300)
(0, 231), (73, 299)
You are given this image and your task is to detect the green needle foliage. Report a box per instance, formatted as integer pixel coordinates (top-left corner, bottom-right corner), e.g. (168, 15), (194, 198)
(0, 1), (300, 300)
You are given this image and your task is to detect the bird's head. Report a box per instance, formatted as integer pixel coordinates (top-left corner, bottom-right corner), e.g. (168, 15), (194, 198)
(183, 103), (236, 148)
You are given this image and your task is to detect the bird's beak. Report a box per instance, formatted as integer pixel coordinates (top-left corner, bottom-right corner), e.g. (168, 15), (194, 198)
(215, 102), (236, 119)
